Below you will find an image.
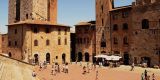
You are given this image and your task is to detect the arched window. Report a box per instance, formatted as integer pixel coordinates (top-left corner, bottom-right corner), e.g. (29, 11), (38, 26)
(123, 36), (128, 45)
(65, 29), (67, 35)
(58, 28), (61, 35)
(34, 40), (38, 46)
(58, 37), (61, 45)
(26, 14), (28, 19)
(15, 41), (17, 46)
(113, 24), (118, 31)
(142, 19), (149, 29)
(123, 23), (128, 30)
(46, 39), (50, 46)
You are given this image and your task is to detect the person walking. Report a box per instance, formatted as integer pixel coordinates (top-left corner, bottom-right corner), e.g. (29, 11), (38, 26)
(141, 73), (144, 80)
(144, 70), (148, 80)
(65, 63), (69, 73)
(82, 66), (86, 74)
(58, 65), (60, 73)
(130, 62), (135, 71)
(32, 70), (37, 77)
(152, 73), (155, 80)
(95, 70), (98, 80)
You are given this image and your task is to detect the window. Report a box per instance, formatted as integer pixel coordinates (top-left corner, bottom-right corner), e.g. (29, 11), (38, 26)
(45, 27), (50, 33)
(15, 41), (17, 46)
(123, 36), (128, 45)
(84, 38), (86, 44)
(34, 40), (38, 46)
(33, 27), (38, 33)
(8, 41), (11, 46)
(65, 29), (67, 35)
(113, 24), (118, 31)
(58, 38), (61, 45)
(101, 5), (103, 13)
(46, 39), (50, 46)
(65, 38), (67, 45)
(15, 29), (17, 34)
(58, 29), (61, 35)
(80, 38), (83, 44)
(15, 0), (20, 21)
(102, 19), (104, 26)
(142, 19), (149, 29)
(113, 14), (118, 20)
(123, 23), (128, 30)
(26, 14), (28, 19)
(113, 37), (118, 44)
(122, 11), (129, 18)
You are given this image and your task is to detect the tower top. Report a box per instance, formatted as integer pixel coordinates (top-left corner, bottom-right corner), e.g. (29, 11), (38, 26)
(8, 0), (57, 24)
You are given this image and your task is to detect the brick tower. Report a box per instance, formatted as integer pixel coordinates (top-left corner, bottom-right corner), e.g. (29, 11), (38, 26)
(8, 0), (57, 24)
(96, 0), (114, 55)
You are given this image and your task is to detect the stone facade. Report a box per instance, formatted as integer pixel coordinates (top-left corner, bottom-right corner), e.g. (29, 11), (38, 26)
(7, 0), (70, 64)
(7, 21), (70, 64)
(96, 0), (160, 66)
(9, 0), (57, 24)
(75, 21), (96, 62)
(0, 34), (8, 54)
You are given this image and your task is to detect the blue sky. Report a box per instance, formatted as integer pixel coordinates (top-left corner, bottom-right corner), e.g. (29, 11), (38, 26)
(0, 0), (133, 34)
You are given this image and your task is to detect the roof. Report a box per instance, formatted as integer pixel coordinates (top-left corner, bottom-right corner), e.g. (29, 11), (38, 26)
(110, 5), (132, 12)
(75, 21), (96, 26)
(7, 20), (71, 28)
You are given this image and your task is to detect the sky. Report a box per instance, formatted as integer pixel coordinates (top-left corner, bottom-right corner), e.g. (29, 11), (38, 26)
(0, 0), (133, 34)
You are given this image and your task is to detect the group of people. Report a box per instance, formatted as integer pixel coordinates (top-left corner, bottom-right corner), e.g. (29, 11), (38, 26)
(51, 62), (69, 76)
(39, 61), (48, 71)
(82, 63), (97, 74)
(141, 70), (155, 80)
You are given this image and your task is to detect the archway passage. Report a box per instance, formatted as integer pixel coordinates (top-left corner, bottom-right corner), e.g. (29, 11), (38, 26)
(142, 57), (151, 67)
(46, 53), (50, 63)
(92, 53), (96, 63)
(62, 53), (66, 64)
(8, 52), (12, 57)
(77, 52), (83, 62)
(85, 52), (90, 62)
(34, 54), (39, 64)
(123, 53), (129, 65)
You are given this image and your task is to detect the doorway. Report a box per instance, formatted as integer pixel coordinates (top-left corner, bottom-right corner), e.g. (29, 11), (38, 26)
(46, 53), (50, 63)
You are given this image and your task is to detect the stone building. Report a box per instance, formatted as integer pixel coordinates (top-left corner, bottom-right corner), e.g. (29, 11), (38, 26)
(7, 0), (70, 64)
(96, 0), (160, 66)
(0, 34), (8, 54)
(75, 21), (96, 62)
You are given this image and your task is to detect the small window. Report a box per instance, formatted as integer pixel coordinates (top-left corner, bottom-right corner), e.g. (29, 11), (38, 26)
(113, 14), (118, 20)
(80, 38), (83, 44)
(123, 36), (128, 45)
(102, 19), (104, 26)
(45, 27), (50, 33)
(58, 29), (61, 35)
(15, 41), (17, 46)
(8, 41), (11, 46)
(65, 29), (67, 35)
(113, 24), (118, 31)
(113, 37), (118, 44)
(56, 56), (58, 59)
(15, 29), (17, 34)
(122, 11), (129, 18)
(65, 38), (67, 45)
(142, 19), (149, 29)
(101, 5), (103, 13)
(34, 40), (38, 46)
(84, 38), (86, 44)
(26, 14), (28, 19)
(46, 39), (50, 46)
(58, 38), (61, 45)
(123, 23), (128, 30)
(33, 27), (38, 33)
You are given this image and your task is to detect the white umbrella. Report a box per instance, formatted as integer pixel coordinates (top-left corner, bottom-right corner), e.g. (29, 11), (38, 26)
(110, 55), (122, 61)
(94, 54), (108, 58)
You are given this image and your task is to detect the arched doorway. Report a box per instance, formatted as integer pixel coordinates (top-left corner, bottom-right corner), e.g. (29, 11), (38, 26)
(46, 53), (50, 63)
(85, 52), (90, 62)
(123, 53), (130, 65)
(34, 54), (39, 64)
(8, 52), (12, 57)
(141, 57), (151, 67)
(62, 53), (66, 64)
(77, 52), (82, 62)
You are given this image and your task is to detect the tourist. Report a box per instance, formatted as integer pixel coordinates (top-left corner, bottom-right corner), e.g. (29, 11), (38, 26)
(39, 62), (42, 71)
(62, 64), (65, 72)
(152, 73), (155, 80)
(95, 70), (98, 80)
(65, 63), (69, 73)
(32, 70), (37, 77)
(58, 65), (60, 73)
(87, 63), (90, 73)
(80, 61), (82, 66)
(141, 73), (144, 80)
(130, 62), (135, 71)
(144, 70), (148, 80)
(82, 66), (86, 74)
